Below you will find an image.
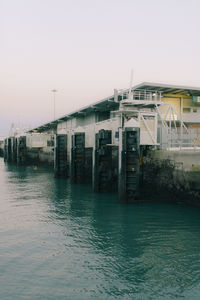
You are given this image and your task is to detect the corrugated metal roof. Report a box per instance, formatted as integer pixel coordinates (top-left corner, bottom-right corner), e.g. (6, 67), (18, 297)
(28, 95), (119, 132)
(133, 82), (200, 96)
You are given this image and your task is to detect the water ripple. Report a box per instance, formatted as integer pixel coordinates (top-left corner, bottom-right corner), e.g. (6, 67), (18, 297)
(1, 158), (200, 299)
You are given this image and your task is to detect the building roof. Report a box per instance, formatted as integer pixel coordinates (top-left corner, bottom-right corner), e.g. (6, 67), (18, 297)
(28, 82), (200, 133)
(28, 95), (119, 133)
(133, 82), (200, 96)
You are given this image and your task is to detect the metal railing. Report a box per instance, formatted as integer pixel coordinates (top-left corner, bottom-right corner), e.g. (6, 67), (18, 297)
(118, 89), (163, 102)
(159, 129), (200, 149)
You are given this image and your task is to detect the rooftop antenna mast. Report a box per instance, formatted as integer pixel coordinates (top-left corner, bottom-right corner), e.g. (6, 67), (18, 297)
(128, 68), (134, 101)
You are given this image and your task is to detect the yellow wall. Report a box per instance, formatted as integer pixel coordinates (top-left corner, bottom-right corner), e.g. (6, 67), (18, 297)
(162, 96), (181, 115)
(159, 94), (199, 119)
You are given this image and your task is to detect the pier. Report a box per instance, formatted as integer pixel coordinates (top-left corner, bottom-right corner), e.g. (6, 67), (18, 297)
(3, 82), (200, 204)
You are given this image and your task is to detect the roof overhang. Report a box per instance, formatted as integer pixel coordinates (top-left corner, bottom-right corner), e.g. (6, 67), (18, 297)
(133, 82), (200, 96)
(28, 96), (119, 133)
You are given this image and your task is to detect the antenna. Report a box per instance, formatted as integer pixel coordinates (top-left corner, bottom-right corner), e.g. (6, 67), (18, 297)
(128, 69), (134, 100)
(51, 89), (58, 120)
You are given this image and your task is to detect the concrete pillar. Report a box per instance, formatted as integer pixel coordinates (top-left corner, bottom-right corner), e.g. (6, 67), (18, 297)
(93, 129), (113, 192)
(6, 138), (12, 162)
(17, 136), (27, 164)
(118, 128), (140, 202)
(4, 138), (8, 162)
(11, 137), (17, 162)
(85, 147), (93, 184)
(92, 133), (99, 192)
(10, 138), (14, 162)
(54, 134), (68, 178)
(71, 134), (75, 183)
(71, 132), (85, 184)
(118, 128), (126, 200)
(92, 132), (97, 191)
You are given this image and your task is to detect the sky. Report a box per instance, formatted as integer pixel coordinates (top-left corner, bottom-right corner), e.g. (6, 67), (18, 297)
(1, 0), (200, 135)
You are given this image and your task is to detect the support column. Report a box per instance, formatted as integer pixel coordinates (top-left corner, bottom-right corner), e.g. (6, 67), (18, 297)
(71, 132), (85, 183)
(11, 137), (17, 162)
(118, 128), (125, 200)
(17, 136), (27, 164)
(6, 138), (12, 162)
(92, 132), (97, 191)
(93, 129), (113, 192)
(10, 138), (14, 162)
(54, 134), (68, 178)
(4, 138), (8, 162)
(118, 128), (140, 202)
(85, 146), (93, 184)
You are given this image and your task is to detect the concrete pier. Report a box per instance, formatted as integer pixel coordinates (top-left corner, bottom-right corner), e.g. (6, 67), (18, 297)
(142, 149), (200, 205)
(3, 82), (200, 205)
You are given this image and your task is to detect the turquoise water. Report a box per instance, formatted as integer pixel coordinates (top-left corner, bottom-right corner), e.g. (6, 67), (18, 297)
(1, 157), (200, 300)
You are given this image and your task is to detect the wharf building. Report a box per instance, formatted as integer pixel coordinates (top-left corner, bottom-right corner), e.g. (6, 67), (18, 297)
(4, 82), (200, 204)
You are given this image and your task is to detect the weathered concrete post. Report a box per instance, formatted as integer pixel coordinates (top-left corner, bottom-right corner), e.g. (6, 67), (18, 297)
(6, 138), (12, 162)
(84, 146), (93, 184)
(118, 128), (125, 200)
(71, 134), (75, 183)
(93, 129), (112, 192)
(0, 140), (4, 157)
(118, 127), (140, 202)
(11, 137), (17, 162)
(54, 134), (68, 178)
(71, 132), (85, 183)
(3, 138), (7, 162)
(92, 132), (99, 192)
(92, 131), (97, 191)
(17, 136), (27, 164)
(10, 138), (14, 162)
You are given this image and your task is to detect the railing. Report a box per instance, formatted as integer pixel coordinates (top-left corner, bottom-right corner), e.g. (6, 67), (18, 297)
(159, 129), (200, 149)
(118, 89), (163, 102)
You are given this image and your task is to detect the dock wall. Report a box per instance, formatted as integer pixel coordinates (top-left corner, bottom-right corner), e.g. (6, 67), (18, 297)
(3, 121), (200, 205)
(148, 149), (200, 171)
(143, 150), (200, 206)
(26, 147), (54, 166)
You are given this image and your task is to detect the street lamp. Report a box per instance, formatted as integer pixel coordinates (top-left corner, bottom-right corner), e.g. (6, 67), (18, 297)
(51, 89), (57, 120)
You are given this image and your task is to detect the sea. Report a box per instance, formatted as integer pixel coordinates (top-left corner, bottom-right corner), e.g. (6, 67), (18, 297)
(1, 157), (200, 300)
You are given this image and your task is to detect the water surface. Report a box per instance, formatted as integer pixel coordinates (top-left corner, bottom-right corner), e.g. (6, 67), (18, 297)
(1, 158), (200, 299)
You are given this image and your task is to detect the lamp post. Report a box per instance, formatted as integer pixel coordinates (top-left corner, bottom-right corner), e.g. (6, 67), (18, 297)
(51, 89), (57, 120)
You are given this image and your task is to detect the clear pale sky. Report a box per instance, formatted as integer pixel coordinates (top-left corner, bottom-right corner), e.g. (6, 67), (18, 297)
(1, 0), (200, 135)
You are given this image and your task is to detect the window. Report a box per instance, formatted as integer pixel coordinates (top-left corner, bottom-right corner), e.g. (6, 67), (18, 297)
(183, 107), (191, 113)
